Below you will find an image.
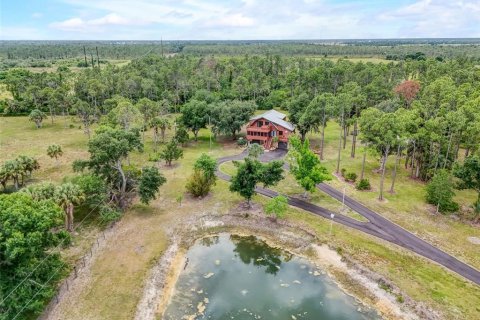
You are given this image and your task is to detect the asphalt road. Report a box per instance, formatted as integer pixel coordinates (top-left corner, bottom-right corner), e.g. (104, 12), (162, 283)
(216, 149), (480, 285)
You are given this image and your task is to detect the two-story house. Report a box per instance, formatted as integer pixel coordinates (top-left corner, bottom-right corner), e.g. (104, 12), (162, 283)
(246, 110), (295, 150)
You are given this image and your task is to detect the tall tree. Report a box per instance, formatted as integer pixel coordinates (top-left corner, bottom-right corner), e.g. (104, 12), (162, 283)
(136, 98), (159, 141)
(0, 193), (67, 320)
(73, 127), (143, 209)
(180, 99), (209, 141)
(29, 109), (46, 129)
(287, 137), (331, 197)
(54, 182), (85, 232)
(454, 155), (480, 218)
(210, 100), (256, 139)
(229, 158), (284, 207)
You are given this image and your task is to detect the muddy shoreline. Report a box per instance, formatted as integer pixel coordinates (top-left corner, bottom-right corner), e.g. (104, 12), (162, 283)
(134, 204), (439, 320)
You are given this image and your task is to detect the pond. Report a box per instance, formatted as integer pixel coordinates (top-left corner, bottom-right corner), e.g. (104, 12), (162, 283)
(163, 234), (380, 320)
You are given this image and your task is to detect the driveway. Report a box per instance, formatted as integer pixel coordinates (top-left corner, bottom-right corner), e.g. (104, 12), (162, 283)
(216, 149), (480, 285)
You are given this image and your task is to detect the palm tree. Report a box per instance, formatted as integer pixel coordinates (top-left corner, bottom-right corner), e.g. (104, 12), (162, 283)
(47, 144), (64, 167)
(3, 160), (22, 190)
(0, 167), (9, 190)
(54, 183), (85, 232)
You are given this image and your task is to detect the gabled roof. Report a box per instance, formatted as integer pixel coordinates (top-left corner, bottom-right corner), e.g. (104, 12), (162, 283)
(250, 109), (295, 131)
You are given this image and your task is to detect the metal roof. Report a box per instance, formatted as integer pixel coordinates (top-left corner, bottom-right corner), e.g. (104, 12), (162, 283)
(250, 110), (295, 131)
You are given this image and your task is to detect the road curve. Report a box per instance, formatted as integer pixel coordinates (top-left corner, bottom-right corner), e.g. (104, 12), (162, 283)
(216, 149), (480, 285)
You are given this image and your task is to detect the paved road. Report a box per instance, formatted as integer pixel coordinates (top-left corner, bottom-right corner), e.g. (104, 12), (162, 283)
(216, 149), (480, 285)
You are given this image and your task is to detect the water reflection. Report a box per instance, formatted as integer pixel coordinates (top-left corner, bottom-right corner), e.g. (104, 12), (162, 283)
(231, 234), (291, 275)
(163, 234), (380, 320)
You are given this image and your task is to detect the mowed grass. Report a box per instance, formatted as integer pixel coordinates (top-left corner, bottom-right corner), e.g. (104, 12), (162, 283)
(1, 116), (479, 319)
(303, 120), (480, 271)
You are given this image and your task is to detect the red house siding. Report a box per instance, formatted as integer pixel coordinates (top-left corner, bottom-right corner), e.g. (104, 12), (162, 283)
(246, 117), (293, 149)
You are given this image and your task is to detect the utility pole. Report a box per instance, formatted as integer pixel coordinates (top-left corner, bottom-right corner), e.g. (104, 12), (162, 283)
(83, 46), (88, 67)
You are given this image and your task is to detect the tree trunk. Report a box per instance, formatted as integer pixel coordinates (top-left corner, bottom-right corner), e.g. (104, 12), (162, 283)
(351, 120), (357, 158)
(436, 202), (440, 214)
(389, 144), (401, 193)
(410, 141), (416, 178)
(117, 160), (127, 209)
(360, 148), (367, 181)
(67, 204), (74, 232)
(342, 124), (347, 149)
(194, 130), (198, 141)
(336, 112), (343, 174)
(379, 147), (389, 201)
(64, 210), (69, 231)
(320, 124), (325, 160)
(443, 132), (453, 169)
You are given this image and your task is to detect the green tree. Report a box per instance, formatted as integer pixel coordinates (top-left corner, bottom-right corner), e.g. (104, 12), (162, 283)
(454, 155), (480, 217)
(73, 127), (143, 209)
(136, 98), (160, 141)
(210, 100), (255, 139)
(300, 93), (335, 159)
(54, 182), (85, 232)
(359, 108), (402, 201)
(229, 157), (284, 207)
(71, 174), (108, 210)
(22, 181), (56, 201)
(73, 99), (95, 138)
(180, 99), (209, 141)
(186, 153), (217, 197)
(107, 99), (142, 130)
(286, 93), (311, 141)
(159, 139), (183, 166)
(426, 170), (459, 214)
(248, 143), (264, 159)
(0, 193), (67, 320)
(174, 123), (190, 146)
(287, 137), (331, 197)
(29, 109), (46, 128)
(47, 144), (63, 167)
(265, 195), (289, 222)
(139, 166), (166, 204)
(150, 117), (171, 149)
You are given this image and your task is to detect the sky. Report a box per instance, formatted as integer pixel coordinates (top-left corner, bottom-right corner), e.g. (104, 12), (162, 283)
(1, 0), (480, 40)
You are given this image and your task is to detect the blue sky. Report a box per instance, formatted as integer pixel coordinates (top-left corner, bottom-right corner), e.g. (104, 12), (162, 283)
(1, 0), (479, 40)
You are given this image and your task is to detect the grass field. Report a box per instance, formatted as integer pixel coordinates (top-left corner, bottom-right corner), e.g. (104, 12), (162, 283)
(1, 115), (479, 319)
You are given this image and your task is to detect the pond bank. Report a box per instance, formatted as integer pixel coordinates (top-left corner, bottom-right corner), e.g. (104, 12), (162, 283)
(135, 204), (435, 320)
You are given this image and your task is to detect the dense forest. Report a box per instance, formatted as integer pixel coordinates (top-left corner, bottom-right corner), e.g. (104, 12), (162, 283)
(1, 43), (480, 319)
(1, 39), (480, 70)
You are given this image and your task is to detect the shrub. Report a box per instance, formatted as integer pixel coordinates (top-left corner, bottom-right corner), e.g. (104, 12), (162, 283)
(186, 169), (214, 197)
(99, 205), (121, 224)
(426, 169), (459, 214)
(237, 137), (247, 147)
(345, 172), (357, 182)
(340, 168), (346, 177)
(356, 178), (371, 190)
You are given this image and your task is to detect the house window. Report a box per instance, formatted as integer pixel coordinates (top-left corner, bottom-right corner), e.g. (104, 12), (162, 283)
(265, 121), (269, 125)
(257, 121), (263, 127)
(279, 131), (283, 136)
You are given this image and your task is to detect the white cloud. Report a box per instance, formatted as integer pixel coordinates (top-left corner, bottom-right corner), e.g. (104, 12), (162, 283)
(50, 13), (135, 32)
(378, 0), (480, 38)
(205, 13), (255, 28)
(27, 0), (480, 39)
